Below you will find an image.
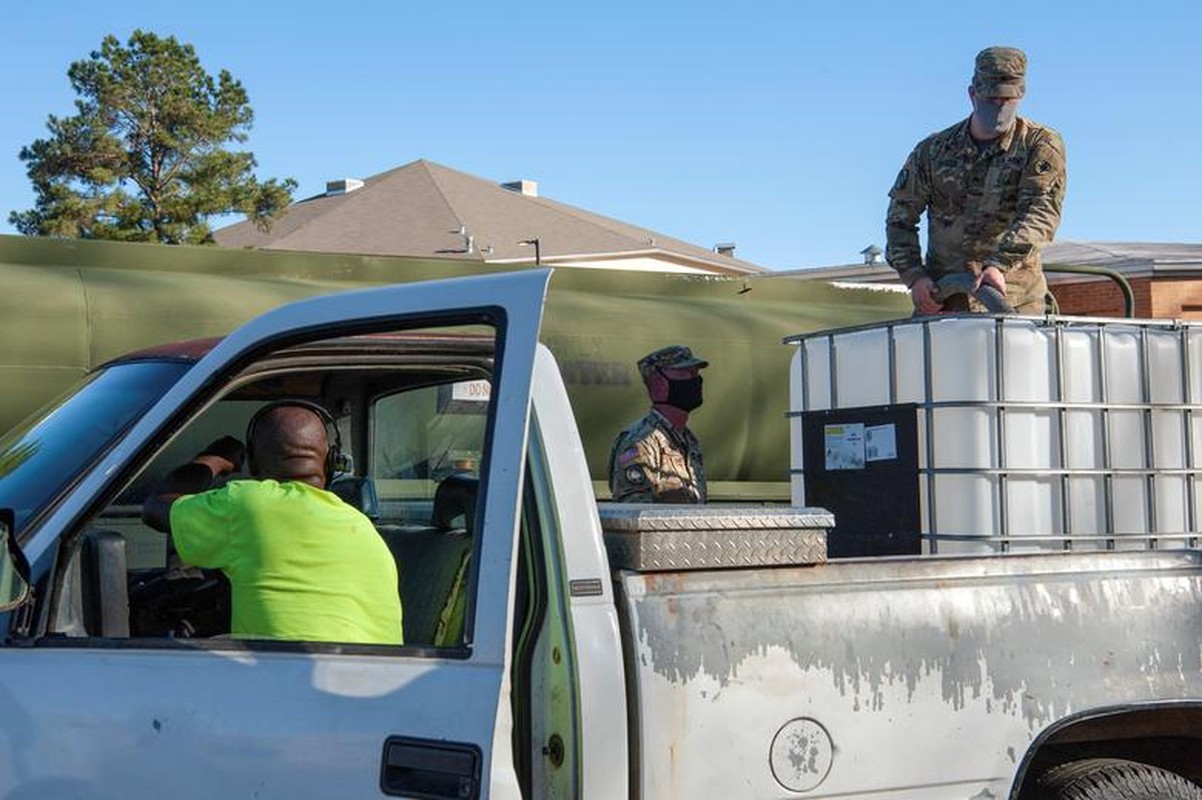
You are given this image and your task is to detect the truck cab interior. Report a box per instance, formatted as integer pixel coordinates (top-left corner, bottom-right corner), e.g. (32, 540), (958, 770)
(47, 336), (494, 651)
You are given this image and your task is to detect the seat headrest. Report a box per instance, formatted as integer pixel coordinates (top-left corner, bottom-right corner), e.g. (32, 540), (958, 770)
(431, 473), (479, 532)
(329, 475), (380, 521)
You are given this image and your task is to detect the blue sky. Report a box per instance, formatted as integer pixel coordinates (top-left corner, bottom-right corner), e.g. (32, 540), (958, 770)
(2, 1), (1198, 269)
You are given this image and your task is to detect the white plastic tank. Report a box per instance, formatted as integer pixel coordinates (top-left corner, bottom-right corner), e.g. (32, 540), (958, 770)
(788, 315), (1202, 555)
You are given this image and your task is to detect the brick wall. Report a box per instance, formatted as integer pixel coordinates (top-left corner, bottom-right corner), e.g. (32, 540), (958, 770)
(1050, 277), (1150, 317)
(1150, 279), (1202, 320)
(1050, 276), (1202, 320)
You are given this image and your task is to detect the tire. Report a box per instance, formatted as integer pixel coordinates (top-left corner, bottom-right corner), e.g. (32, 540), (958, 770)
(1039, 758), (1202, 800)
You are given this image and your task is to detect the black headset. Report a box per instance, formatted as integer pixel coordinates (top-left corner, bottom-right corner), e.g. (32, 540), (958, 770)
(245, 399), (349, 485)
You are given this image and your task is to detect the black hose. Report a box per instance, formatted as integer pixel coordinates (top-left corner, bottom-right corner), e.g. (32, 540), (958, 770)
(974, 284), (1015, 314)
(934, 274), (1016, 314)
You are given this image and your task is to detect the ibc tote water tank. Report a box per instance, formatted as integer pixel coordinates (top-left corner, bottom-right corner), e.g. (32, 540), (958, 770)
(787, 315), (1202, 555)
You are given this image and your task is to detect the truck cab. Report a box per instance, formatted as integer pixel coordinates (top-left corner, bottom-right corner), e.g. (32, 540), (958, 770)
(0, 270), (626, 799)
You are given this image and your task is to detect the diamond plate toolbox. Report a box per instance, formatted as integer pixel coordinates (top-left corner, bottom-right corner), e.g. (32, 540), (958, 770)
(598, 505), (830, 571)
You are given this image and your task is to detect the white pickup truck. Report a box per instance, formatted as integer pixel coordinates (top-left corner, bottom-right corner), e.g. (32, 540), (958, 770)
(1, 270), (1200, 799)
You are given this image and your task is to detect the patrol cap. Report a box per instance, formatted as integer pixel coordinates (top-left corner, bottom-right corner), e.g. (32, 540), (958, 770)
(638, 344), (708, 379)
(972, 46), (1026, 99)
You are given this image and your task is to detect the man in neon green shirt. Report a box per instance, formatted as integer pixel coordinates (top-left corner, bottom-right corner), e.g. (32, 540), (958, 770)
(143, 402), (403, 644)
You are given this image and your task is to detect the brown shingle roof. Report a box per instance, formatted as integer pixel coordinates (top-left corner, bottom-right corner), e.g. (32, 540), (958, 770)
(214, 160), (767, 275)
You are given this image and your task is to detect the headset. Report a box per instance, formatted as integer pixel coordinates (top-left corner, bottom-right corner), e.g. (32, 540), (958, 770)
(245, 399), (349, 485)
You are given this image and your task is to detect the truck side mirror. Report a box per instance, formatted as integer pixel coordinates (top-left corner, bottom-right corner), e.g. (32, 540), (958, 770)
(80, 530), (129, 638)
(0, 509), (31, 612)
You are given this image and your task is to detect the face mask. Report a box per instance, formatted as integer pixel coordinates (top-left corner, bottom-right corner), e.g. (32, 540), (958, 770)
(973, 98), (1018, 136)
(665, 375), (703, 412)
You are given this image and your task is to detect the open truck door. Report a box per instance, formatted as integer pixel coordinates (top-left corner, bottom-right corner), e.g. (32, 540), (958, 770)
(0, 270), (550, 799)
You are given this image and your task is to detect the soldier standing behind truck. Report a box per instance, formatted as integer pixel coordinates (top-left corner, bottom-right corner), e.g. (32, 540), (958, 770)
(886, 46), (1067, 315)
(608, 345), (708, 503)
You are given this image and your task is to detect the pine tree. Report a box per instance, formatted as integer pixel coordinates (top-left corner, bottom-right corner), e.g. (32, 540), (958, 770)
(10, 30), (296, 244)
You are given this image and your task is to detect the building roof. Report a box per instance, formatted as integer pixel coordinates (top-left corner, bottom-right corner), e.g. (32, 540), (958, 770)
(771, 241), (1202, 284)
(214, 159), (767, 275)
(1040, 241), (1202, 280)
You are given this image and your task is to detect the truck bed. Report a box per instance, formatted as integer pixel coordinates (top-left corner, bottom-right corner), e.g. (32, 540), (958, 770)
(614, 549), (1202, 799)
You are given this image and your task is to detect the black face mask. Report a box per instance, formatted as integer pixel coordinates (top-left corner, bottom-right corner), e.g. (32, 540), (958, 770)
(665, 375), (703, 412)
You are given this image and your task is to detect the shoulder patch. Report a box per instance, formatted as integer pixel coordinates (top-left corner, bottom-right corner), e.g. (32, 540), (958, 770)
(616, 447), (640, 467)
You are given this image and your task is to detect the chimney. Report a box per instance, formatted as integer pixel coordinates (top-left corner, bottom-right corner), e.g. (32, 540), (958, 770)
(501, 179), (539, 197)
(714, 242), (736, 258)
(325, 178), (364, 196)
(860, 244), (884, 264)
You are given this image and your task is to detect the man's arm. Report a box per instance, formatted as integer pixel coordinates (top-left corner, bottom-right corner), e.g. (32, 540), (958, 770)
(886, 145), (940, 313)
(982, 129), (1067, 274)
(609, 434), (660, 503)
(142, 437), (244, 533)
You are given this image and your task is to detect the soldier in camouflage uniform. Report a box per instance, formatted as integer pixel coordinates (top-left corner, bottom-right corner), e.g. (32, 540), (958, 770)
(608, 345), (708, 503)
(886, 46), (1066, 315)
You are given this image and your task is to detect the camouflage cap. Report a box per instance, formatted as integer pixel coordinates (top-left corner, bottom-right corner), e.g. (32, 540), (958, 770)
(638, 345), (708, 379)
(973, 46), (1026, 99)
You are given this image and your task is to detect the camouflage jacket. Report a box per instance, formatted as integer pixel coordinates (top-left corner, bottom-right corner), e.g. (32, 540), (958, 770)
(886, 116), (1066, 311)
(607, 410), (706, 503)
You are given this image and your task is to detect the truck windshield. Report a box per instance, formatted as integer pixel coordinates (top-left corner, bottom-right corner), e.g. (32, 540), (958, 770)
(0, 360), (191, 534)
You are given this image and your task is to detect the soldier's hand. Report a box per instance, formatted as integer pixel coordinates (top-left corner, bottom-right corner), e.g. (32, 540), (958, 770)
(978, 266), (1007, 296)
(910, 277), (942, 314)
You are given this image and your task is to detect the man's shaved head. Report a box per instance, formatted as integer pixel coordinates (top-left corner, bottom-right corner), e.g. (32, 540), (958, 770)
(248, 405), (330, 487)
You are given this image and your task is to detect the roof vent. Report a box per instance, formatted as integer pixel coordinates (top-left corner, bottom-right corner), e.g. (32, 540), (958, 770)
(326, 178), (364, 196)
(860, 244), (884, 264)
(501, 179), (539, 197)
(714, 242), (736, 258)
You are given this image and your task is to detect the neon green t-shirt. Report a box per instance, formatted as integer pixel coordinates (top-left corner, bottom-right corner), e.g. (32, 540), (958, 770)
(170, 480), (403, 644)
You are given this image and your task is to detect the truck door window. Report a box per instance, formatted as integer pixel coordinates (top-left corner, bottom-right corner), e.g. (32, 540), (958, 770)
(34, 330), (502, 655)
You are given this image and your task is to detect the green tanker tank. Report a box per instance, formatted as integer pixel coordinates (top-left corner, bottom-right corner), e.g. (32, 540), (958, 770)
(0, 234), (910, 499)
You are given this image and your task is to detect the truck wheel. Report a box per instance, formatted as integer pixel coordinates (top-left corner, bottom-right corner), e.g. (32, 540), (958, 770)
(1038, 758), (1202, 799)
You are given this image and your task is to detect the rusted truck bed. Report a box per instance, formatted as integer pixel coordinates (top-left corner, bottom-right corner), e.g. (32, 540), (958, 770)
(615, 549), (1202, 798)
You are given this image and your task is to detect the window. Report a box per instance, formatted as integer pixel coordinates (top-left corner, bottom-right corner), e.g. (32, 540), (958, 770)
(0, 361), (189, 531)
(372, 380), (489, 518)
(38, 328), (502, 652)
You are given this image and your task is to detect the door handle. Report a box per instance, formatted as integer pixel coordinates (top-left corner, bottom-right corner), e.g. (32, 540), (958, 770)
(379, 736), (481, 799)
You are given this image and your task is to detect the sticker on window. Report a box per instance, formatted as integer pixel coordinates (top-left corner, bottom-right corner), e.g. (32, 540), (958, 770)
(438, 380), (491, 414)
